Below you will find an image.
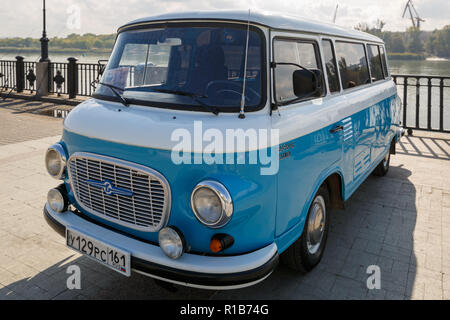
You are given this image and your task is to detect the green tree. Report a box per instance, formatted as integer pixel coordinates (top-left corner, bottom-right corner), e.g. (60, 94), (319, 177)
(389, 33), (406, 53)
(406, 27), (424, 53)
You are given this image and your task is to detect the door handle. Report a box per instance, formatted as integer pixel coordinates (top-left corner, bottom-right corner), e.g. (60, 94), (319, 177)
(330, 125), (344, 134)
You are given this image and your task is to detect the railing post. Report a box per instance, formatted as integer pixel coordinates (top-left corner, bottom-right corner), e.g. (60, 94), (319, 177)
(15, 56), (25, 93)
(440, 78), (444, 132)
(36, 59), (50, 97)
(67, 57), (78, 99)
(415, 77), (420, 129)
(427, 77), (432, 130)
(403, 77), (408, 128)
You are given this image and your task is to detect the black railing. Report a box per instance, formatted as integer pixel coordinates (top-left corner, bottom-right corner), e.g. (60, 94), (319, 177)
(49, 62), (69, 95)
(23, 61), (37, 92)
(1, 57), (107, 99)
(0, 60), (16, 91)
(393, 74), (450, 133)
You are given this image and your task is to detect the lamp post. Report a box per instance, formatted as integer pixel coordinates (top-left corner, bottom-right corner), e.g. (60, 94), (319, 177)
(39, 0), (49, 62)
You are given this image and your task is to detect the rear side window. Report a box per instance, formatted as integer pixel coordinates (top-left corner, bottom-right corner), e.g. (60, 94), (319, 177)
(335, 41), (370, 89)
(273, 39), (322, 103)
(367, 45), (384, 82)
(379, 46), (389, 78)
(321, 40), (340, 93)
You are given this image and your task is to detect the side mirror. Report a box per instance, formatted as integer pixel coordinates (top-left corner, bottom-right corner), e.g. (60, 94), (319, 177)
(293, 69), (323, 97)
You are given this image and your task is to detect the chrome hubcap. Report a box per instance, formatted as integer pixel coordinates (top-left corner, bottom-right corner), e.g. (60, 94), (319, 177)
(306, 195), (326, 255)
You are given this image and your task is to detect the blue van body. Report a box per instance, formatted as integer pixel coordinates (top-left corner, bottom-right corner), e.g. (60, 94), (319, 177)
(43, 10), (403, 289)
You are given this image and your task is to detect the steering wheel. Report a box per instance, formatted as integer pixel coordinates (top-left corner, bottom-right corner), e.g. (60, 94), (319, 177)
(205, 80), (260, 104)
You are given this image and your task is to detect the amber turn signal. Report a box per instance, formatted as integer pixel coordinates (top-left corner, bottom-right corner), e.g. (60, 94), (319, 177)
(209, 234), (234, 253)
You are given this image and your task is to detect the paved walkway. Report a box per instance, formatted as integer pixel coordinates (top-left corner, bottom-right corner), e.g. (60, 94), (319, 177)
(0, 99), (449, 300)
(0, 100), (63, 145)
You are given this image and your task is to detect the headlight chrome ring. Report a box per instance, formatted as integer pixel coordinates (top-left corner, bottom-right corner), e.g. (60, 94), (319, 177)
(45, 143), (67, 180)
(191, 180), (233, 228)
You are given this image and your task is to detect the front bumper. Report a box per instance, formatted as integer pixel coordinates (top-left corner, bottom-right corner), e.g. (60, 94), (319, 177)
(43, 203), (279, 290)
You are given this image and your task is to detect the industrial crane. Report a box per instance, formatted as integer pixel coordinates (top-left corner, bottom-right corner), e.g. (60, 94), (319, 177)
(402, 0), (425, 29)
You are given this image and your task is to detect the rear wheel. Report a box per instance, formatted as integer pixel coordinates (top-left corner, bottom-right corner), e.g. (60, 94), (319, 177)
(281, 184), (330, 273)
(373, 151), (390, 177)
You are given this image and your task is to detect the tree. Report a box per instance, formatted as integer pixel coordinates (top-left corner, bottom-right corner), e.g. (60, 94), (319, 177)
(434, 26), (450, 57)
(389, 33), (406, 53)
(406, 27), (424, 53)
(425, 31), (437, 55)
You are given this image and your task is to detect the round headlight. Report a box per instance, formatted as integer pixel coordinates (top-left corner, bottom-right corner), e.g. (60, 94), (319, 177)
(45, 144), (67, 180)
(47, 186), (68, 213)
(158, 227), (185, 259)
(191, 180), (233, 228)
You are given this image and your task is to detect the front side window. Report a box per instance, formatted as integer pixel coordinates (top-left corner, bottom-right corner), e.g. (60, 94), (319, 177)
(273, 39), (323, 104)
(96, 24), (264, 111)
(379, 46), (389, 78)
(367, 44), (384, 82)
(321, 40), (340, 93)
(335, 41), (370, 90)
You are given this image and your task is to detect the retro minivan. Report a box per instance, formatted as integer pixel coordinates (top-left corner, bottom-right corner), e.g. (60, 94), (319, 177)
(44, 10), (404, 289)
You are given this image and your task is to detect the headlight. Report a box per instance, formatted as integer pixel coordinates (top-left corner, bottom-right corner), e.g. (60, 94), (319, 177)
(191, 180), (233, 228)
(158, 227), (185, 259)
(47, 185), (69, 213)
(45, 144), (67, 180)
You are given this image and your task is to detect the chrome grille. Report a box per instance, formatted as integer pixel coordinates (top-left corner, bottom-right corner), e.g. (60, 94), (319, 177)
(68, 153), (171, 232)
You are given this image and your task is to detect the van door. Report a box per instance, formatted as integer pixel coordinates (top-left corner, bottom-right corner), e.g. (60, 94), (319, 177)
(322, 39), (354, 187)
(270, 34), (343, 237)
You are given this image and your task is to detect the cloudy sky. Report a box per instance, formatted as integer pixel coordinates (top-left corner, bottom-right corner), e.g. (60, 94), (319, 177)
(0, 0), (449, 38)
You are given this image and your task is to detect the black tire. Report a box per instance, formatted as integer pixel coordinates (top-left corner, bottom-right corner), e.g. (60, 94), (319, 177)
(373, 151), (390, 177)
(281, 184), (330, 273)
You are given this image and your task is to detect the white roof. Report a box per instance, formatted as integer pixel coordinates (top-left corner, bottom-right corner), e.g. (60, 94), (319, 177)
(119, 10), (383, 43)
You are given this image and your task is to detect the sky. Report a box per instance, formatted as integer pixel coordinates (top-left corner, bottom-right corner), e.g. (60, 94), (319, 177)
(0, 0), (449, 38)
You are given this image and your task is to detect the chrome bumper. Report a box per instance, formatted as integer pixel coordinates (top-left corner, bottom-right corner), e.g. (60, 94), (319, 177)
(43, 203), (279, 290)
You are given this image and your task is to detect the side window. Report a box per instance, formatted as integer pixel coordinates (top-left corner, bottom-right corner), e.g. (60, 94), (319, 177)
(335, 41), (370, 89)
(273, 39), (322, 104)
(379, 46), (389, 78)
(321, 40), (340, 93)
(367, 44), (384, 82)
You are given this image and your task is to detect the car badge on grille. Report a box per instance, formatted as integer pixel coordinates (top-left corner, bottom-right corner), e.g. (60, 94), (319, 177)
(86, 179), (134, 197)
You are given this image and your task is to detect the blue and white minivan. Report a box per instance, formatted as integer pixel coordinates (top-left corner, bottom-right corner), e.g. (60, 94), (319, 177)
(44, 10), (404, 289)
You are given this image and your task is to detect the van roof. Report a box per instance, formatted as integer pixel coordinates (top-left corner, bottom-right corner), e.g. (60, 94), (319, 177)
(119, 10), (383, 44)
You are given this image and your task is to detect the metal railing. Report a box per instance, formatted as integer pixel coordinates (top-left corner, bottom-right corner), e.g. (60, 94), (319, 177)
(0, 60), (16, 91)
(393, 74), (450, 133)
(23, 61), (37, 92)
(1, 57), (107, 99)
(48, 62), (69, 95)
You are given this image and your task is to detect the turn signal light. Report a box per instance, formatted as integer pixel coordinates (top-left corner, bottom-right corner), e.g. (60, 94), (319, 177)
(209, 234), (234, 253)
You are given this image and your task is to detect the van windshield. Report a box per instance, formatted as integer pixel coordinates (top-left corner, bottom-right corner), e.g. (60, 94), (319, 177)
(95, 24), (264, 112)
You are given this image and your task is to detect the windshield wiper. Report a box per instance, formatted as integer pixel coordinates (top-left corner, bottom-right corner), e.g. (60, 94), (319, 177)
(153, 89), (219, 116)
(99, 82), (129, 107)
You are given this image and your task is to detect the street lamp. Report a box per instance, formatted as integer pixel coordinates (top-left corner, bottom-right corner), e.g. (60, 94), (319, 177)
(40, 0), (49, 62)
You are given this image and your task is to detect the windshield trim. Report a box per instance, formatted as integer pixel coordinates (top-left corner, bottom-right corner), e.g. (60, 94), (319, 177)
(96, 21), (267, 114)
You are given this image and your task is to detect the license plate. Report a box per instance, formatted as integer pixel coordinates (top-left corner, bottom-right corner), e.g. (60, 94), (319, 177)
(66, 227), (131, 276)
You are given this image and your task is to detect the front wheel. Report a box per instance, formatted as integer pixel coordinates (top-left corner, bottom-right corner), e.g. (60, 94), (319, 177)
(281, 184), (330, 273)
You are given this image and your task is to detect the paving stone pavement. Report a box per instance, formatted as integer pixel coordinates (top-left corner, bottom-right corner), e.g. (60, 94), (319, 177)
(0, 100), (449, 300)
(0, 100), (63, 145)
